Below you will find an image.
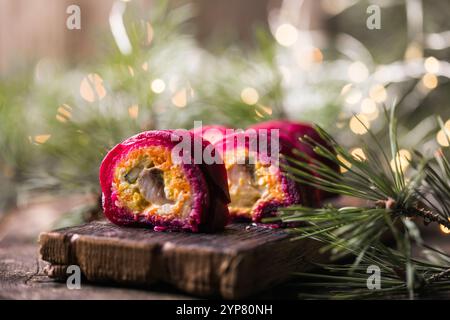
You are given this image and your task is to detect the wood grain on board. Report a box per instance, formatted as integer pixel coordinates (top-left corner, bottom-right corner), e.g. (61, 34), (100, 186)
(39, 220), (325, 299)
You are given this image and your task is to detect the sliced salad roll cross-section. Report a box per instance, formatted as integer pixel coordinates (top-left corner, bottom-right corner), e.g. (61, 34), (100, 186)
(100, 130), (230, 232)
(213, 129), (312, 222)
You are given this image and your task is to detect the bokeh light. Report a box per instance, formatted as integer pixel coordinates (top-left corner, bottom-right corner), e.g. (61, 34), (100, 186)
(337, 154), (352, 173)
(241, 87), (259, 105)
(349, 114), (370, 135)
(295, 47), (323, 69)
(56, 104), (72, 123)
(348, 61), (369, 83)
(445, 120), (450, 130)
(31, 134), (51, 145)
(362, 98), (379, 121)
(437, 129), (450, 147)
(369, 84), (387, 103)
(404, 42), (423, 60)
(361, 98), (376, 114)
(390, 149), (412, 173)
(345, 89), (362, 105)
(340, 83), (352, 96)
(128, 104), (139, 119)
(172, 88), (187, 108)
(258, 104), (273, 116)
(424, 56), (440, 74)
(146, 22), (154, 45)
(151, 79), (166, 94)
(275, 24), (298, 47)
(441, 223), (450, 234)
(80, 73), (107, 102)
(422, 73), (438, 89)
(350, 147), (367, 161)
(128, 66), (135, 77)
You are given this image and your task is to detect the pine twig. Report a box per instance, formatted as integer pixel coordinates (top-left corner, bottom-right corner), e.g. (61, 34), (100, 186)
(406, 206), (450, 229)
(425, 268), (450, 285)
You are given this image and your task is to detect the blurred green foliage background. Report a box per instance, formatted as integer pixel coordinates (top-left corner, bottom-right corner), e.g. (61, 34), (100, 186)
(0, 0), (449, 218)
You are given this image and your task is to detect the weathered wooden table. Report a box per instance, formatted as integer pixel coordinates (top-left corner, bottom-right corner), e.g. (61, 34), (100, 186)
(1, 194), (449, 299)
(0, 195), (316, 299)
(39, 220), (324, 299)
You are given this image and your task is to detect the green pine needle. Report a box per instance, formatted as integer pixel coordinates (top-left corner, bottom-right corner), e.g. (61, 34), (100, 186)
(270, 105), (450, 299)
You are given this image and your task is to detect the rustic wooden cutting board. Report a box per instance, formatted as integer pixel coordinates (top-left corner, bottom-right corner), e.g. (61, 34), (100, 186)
(38, 220), (325, 299)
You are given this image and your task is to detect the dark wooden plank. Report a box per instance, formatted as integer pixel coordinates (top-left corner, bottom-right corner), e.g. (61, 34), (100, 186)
(2, 194), (448, 300)
(39, 220), (325, 299)
(0, 242), (195, 300)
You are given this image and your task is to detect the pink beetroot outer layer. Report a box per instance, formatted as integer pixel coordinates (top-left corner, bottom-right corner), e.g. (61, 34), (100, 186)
(249, 120), (339, 202)
(213, 129), (309, 222)
(99, 130), (230, 233)
(190, 125), (230, 144)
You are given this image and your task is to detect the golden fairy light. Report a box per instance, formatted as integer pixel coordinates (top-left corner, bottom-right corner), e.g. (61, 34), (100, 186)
(335, 112), (347, 129)
(361, 98), (376, 113)
(336, 121), (345, 129)
(128, 104), (139, 119)
(345, 89), (362, 105)
(80, 73), (107, 102)
(369, 84), (387, 103)
(258, 104), (273, 116)
(340, 83), (352, 96)
(445, 120), (450, 131)
(255, 109), (264, 118)
(437, 129), (450, 147)
(390, 149), (412, 173)
(404, 42), (423, 60)
(312, 48), (323, 63)
(279, 66), (291, 84)
(365, 107), (379, 121)
(295, 47), (323, 70)
(337, 154), (352, 173)
(189, 87), (195, 98)
(275, 24), (298, 47)
(241, 87), (259, 105)
(172, 88), (187, 108)
(146, 22), (154, 45)
(361, 98), (379, 121)
(31, 134), (51, 144)
(440, 223), (450, 234)
(151, 79), (166, 94)
(349, 114), (370, 135)
(348, 61), (369, 83)
(422, 73), (438, 89)
(128, 66), (135, 77)
(424, 56), (440, 74)
(56, 104), (72, 123)
(350, 148), (367, 161)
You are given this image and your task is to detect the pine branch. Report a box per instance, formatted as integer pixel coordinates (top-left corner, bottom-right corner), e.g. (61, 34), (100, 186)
(275, 107), (450, 299)
(406, 207), (450, 229)
(425, 268), (450, 285)
(279, 106), (449, 235)
(288, 232), (450, 300)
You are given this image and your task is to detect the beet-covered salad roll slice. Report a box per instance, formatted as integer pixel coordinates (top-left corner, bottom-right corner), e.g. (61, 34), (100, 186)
(249, 120), (339, 202)
(214, 129), (310, 222)
(191, 125), (230, 144)
(100, 130), (230, 232)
